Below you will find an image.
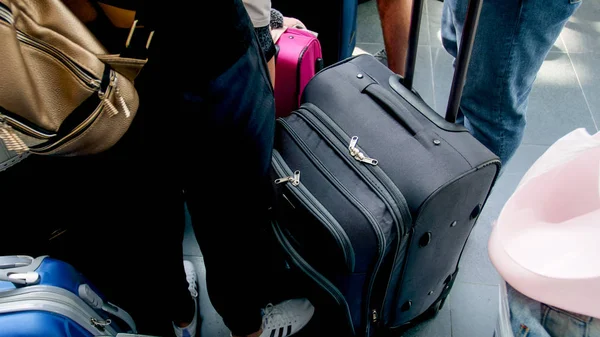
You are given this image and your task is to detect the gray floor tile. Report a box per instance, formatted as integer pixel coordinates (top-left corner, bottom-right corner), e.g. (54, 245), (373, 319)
(522, 52), (596, 145)
(422, 0), (429, 16)
(484, 173), (522, 216)
(357, 0), (384, 44)
(561, 0), (600, 53)
(450, 282), (499, 337)
(570, 52), (600, 123)
(357, 0), (429, 45)
(413, 46), (436, 110)
(503, 144), (549, 176)
(432, 47), (455, 116)
(419, 14), (431, 46)
(402, 299), (452, 337)
(428, 0), (444, 49)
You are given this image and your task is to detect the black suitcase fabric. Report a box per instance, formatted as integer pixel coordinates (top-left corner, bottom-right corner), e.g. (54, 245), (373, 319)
(271, 54), (500, 336)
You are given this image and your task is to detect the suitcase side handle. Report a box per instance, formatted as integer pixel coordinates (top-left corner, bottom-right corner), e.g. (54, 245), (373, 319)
(363, 83), (424, 135)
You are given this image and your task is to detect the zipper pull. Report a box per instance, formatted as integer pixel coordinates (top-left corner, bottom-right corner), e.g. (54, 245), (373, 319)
(372, 309), (378, 323)
(292, 170), (301, 186)
(111, 75), (132, 118)
(355, 151), (379, 166)
(91, 317), (112, 329)
(103, 98), (119, 117)
(0, 121), (29, 154)
(99, 71), (121, 118)
(348, 136), (360, 157)
(274, 170), (301, 186)
(348, 136), (378, 166)
(115, 88), (131, 118)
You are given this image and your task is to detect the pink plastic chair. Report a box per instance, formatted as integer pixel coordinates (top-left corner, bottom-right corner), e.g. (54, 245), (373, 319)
(489, 128), (600, 319)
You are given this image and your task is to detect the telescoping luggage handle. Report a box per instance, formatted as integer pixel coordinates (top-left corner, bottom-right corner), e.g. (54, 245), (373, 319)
(402, 0), (484, 123)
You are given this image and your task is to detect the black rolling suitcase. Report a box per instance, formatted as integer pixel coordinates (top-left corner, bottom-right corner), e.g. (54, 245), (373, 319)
(270, 0), (500, 335)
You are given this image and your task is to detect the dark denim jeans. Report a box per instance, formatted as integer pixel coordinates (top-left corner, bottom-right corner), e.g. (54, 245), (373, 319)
(179, 34), (276, 336)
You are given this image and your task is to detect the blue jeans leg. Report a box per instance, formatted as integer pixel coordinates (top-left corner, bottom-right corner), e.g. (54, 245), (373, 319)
(441, 0), (581, 165)
(506, 283), (600, 337)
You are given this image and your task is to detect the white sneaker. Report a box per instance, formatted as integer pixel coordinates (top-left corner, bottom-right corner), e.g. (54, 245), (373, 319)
(173, 260), (199, 337)
(259, 298), (315, 337)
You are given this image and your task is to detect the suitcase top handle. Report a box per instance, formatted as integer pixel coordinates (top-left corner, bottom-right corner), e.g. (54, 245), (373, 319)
(0, 255), (44, 285)
(363, 83), (424, 136)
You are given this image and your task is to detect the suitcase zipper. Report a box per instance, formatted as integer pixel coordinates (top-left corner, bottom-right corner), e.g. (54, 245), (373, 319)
(272, 221), (356, 336)
(301, 104), (411, 229)
(274, 168), (301, 187)
(272, 150), (356, 272)
(279, 119), (386, 251)
(298, 104), (413, 330)
(279, 117), (386, 334)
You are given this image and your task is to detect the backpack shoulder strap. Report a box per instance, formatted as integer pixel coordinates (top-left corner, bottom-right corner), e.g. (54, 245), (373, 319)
(120, 0), (155, 59)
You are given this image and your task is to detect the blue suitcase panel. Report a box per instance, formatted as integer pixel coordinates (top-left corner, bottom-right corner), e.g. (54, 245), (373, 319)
(0, 311), (93, 337)
(35, 258), (85, 294)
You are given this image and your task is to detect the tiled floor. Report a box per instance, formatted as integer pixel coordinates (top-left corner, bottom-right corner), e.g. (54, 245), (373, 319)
(185, 0), (600, 336)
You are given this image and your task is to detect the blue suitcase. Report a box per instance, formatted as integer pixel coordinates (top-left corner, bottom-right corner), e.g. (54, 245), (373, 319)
(0, 256), (139, 337)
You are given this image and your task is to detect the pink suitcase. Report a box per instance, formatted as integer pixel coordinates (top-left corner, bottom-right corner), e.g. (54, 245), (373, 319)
(274, 28), (323, 118)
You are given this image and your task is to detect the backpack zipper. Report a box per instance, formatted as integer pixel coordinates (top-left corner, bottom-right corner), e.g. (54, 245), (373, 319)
(0, 3), (100, 91)
(0, 3), (13, 25)
(30, 71), (117, 154)
(16, 31), (101, 90)
(0, 3), (131, 154)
